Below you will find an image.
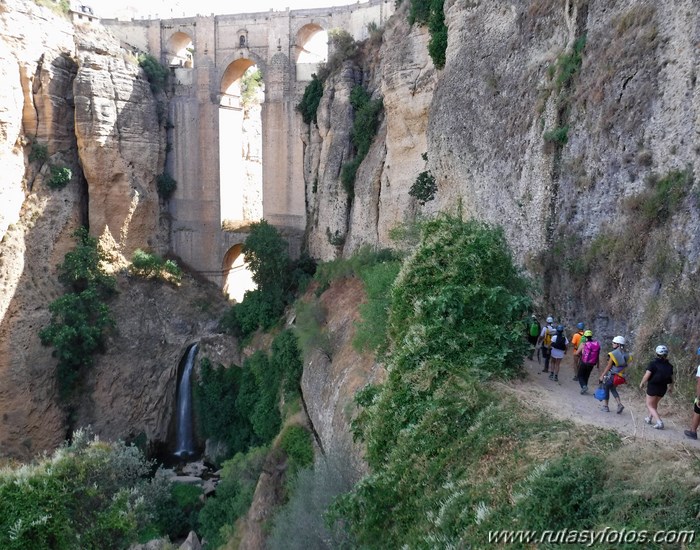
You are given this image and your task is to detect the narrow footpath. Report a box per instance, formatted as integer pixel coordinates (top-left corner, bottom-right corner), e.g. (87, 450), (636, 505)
(502, 354), (700, 448)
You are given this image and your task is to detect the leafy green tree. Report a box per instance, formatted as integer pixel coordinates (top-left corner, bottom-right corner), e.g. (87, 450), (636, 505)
(39, 228), (116, 399)
(244, 220), (290, 293)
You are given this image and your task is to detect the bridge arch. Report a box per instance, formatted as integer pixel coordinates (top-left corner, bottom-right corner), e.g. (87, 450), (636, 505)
(294, 23), (328, 81)
(222, 243), (256, 303)
(165, 31), (194, 67)
(219, 56), (265, 229)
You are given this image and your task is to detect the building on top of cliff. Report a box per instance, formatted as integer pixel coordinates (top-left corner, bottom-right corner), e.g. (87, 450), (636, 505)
(70, 2), (99, 24)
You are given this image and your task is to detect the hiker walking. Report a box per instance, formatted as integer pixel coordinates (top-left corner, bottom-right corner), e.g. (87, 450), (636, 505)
(526, 314), (541, 361)
(639, 345), (674, 430)
(684, 347), (700, 440)
(598, 335), (630, 414)
(570, 322), (586, 380)
(537, 316), (556, 373)
(548, 325), (568, 382)
(575, 330), (600, 394)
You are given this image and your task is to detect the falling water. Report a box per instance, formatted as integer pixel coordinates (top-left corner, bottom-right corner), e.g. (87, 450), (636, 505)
(174, 343), (198, 457)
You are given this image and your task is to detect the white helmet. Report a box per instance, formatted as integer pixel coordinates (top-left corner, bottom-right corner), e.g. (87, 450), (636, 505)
(612, 336), (626, 346)
(655, 345), (668, 356)
(546, 316), (554, 324)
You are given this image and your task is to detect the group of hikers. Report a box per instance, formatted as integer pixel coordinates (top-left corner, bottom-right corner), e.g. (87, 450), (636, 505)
(526, 315), (700, 440)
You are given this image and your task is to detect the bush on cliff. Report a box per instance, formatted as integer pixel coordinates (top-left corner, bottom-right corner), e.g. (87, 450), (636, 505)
(138, 53), (168, 93)
(297, 74), (323, 124)
(40, 228), (116, 400)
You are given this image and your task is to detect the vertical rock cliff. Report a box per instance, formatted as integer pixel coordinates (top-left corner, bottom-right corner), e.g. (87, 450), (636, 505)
(0, 0), (205, 459)
(305, 0), (700, 349)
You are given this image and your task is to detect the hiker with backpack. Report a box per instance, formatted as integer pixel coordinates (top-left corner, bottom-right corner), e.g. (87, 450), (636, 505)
(575, 329), (600, 394)
(570, 322), (586, 380)
(526, 314), (541, 360)
(639, 345), (674, 430)
(536, 316), (556, 373)
(684, 347), (700, 440)
(598, 335), (630, 414)
(548, 325), (568, 382)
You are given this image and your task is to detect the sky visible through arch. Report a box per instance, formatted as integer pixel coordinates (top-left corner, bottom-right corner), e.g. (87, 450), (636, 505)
(91, 0), (369, 19)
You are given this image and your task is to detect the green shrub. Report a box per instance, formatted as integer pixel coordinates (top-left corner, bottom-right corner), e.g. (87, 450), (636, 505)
(409, 170), (437, 204)
(543, 125), (569, 145)
(47, 165), (72, 189)
(130, 249), (182, 284)
(221, 288), (283, 338)
(340, 86), (383, 196)
(40, 228), (116, 400)
(28, 141), (48, 163)
(138, 53), (168, 93)
(270, 330), (304, 397)
(408, 0), (447, 69)
(156, 173), (177, 200)
(194, 358), (251, 461)
(297, 74), (323, 124)
(197, 447), (267, 549)
(353, 259), (401, 355)
(554, 34), (586, 92)
(0, 430), (159, 550)
(279, 425), (314, 479)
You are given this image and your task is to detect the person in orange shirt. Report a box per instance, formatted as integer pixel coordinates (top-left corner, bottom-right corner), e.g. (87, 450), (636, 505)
(570, 322), (586, 381)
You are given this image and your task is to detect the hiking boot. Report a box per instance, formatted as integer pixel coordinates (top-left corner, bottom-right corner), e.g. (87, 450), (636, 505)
(644, 416), (653, 425)
(542, 368), (549, 373)
(616, 404), (625, 414)
(580, 386), (588, 395)
(553, 375), (558, 382)
(654, 421), (664, 430)
(601, 405), (609, 412)
(572, 376), (578, 381)
(684, 430), (698, 440)
(548, 372), (554, 380)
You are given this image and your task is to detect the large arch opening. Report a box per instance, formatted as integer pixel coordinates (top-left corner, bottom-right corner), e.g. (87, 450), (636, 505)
(219, 59), (264, 230)
(295, 24), (328, 81)
(222, 244), (256, 302)
(165, 31), (194, 68)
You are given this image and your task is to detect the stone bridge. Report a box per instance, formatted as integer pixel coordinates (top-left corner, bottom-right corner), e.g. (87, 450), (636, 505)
(103, 0), (393, 289)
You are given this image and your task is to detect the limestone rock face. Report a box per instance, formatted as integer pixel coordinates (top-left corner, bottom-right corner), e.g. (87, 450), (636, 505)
(73, 26), (165, 261)
(75, 276), (237, 452)
(0, 0), (86, 459)
(0, 0), (201, 460)
(300, 278), (385, 476)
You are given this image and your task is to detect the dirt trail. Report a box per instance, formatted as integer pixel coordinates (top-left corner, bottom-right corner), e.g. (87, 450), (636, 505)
(501, 354), (700, 448)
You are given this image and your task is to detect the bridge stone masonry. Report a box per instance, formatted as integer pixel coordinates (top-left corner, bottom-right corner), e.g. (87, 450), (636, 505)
(102, 0), (394, 288)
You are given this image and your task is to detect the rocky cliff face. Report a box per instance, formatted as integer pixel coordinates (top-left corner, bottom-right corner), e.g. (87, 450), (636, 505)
(0, 0), (188, 459)
(306, 0), (700, 351)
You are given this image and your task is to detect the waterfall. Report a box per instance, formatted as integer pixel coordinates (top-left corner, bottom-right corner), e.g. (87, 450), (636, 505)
(174, 343), (198, 457)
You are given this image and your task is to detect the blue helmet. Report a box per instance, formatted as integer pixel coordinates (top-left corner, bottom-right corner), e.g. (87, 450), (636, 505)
(577, 322), (585, 330)
(556, 325), (564, 332)
(697, 347), (700, 356)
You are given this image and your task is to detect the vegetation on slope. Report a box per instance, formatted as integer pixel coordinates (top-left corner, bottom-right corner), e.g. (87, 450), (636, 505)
(322, 216), (700, 548)
(40, 228), (116, 402)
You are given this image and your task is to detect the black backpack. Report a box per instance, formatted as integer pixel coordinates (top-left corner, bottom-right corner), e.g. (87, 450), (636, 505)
(552, 332), (567, 351)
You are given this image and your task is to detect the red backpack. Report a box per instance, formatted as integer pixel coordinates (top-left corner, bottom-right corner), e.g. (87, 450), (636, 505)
(581, 340), (601, 365)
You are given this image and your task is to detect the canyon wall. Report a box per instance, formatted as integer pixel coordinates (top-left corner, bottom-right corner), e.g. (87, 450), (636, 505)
(305, 0), (700, 351)
(0, 0), (206, 459)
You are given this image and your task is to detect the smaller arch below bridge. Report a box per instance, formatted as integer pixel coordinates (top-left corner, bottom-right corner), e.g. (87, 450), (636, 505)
(222, 243), (256, 303)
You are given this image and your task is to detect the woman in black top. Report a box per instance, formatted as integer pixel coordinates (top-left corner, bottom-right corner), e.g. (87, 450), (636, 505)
(639, 345), (674, 430)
